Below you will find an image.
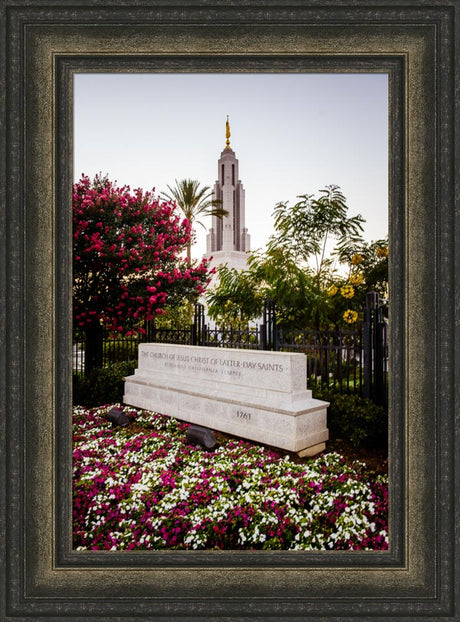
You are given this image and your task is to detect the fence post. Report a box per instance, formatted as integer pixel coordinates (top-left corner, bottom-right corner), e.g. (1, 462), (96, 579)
(321, 332), (330, 385)
(380, 318), (388, 411)
(144, 320), (156, 343)
(259, 322), (266, 350)
(363, 290), (388, 410)
(193, 303), (205, 346)
(363, 291), (377, 399)
(336, 331), (343, 387)
(262, 300), (279, 351)
(84, 322), (103, 376)
(373, 302), (387, 409)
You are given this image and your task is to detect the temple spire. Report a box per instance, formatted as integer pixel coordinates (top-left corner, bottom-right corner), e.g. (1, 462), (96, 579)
(206, 122), (250, 259)
(225, 115), (231, 149)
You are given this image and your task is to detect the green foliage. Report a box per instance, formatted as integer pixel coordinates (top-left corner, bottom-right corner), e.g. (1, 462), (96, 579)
(206, 263), (264, 327)
(73, 360), (137, 407)
(207, 246), (341, 330)
(335, 237), (389, 300)
(313, 386), (388, 449)
(152, 300), (195, 329)
(324, 236), (389, 327)
(206, 185), (388, 330)
(248, 249), (332, 329)
(268, 185), (365, 278)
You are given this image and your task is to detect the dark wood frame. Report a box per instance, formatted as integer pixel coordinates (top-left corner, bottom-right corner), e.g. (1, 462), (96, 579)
(1, 2), (458, 619)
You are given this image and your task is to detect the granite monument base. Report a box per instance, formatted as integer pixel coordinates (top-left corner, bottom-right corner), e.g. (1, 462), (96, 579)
(124, 343), (329, 456)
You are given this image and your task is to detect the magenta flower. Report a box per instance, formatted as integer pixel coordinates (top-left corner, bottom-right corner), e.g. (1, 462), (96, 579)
(73, 405), (388, 552)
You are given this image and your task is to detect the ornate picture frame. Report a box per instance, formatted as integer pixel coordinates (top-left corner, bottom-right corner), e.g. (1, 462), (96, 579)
(1, 2), (458, 619)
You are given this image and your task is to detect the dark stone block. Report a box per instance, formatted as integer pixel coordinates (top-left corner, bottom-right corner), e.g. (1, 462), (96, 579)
(105, 407), (130, 427)
(186, 425), (217, 450)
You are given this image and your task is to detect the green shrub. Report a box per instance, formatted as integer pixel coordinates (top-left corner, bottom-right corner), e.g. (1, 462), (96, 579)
(73, 360), (137, 407)
(313, 386), (387, 449)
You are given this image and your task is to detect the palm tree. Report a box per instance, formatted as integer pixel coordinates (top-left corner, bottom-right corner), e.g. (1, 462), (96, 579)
(161, 179), (228, 263)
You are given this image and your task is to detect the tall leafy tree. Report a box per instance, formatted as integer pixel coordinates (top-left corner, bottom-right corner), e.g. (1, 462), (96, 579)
(161, 178), (227, 262)
(268, 185), (365, 281)
(73, 174), (211, 372)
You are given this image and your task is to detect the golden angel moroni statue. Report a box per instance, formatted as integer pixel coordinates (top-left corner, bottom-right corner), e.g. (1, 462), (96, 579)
(225, 115), (231, 148)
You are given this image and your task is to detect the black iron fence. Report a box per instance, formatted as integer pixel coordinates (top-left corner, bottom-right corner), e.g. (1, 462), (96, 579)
(277, 326), (365, 393)
(73, 294), (388, 409)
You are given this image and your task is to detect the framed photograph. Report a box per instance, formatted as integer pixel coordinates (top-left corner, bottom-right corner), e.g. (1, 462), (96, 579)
(1, 1), (458, 619)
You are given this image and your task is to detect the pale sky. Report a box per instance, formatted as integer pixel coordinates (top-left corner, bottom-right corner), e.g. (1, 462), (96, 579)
(74, 73), (388, 261)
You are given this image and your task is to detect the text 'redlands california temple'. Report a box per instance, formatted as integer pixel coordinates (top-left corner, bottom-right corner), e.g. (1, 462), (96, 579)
(206, 117), (250, 273)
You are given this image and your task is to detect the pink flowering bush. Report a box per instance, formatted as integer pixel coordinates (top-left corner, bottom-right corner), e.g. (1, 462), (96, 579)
(73, 174), (211, 338)
(73, 405), (388, 551)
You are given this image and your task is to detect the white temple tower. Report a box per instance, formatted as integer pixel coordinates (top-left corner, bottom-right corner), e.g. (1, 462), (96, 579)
(205, 117), (250, 272)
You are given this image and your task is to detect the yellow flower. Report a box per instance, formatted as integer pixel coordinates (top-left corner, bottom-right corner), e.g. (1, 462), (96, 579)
(349, 273), (364, 286)
(327, 284), (338, 297)
(343, 309), (358, 324)
(376, 245), (389, 258)
(351, 253), (363, 265)
(340, 284), (355, 299)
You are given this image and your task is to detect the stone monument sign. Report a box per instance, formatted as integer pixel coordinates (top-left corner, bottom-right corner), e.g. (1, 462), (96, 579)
(124, 343), (329, 457)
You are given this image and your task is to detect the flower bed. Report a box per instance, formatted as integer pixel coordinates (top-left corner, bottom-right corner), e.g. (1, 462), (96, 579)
(73, 404), (388, 551)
